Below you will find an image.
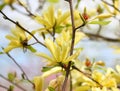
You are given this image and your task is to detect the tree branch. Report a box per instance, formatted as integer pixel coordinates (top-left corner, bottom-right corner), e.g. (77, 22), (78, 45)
(83, 32), (120, 42)
(101, 0), (120, 13)
(62, 0), (76, 91)
(0, 84), (9, 90)
(5, 52), (34, 86)
(0, 10), (46, 48)
(72, 66), (103, 88)
(16, 0), (35, 17)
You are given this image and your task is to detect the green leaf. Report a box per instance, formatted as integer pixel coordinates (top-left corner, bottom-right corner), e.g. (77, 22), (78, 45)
(27, 46), (36, 53)
(47, 0), (59, 3)
(42, 66), (54, 72)
(48, 87), (55, 91)
(55, 26), (64, 33)
(0, 3), (6, 10)
(8, 73), (16, 82)
(0, 52), (4, 54)
(55, 24), (71, 33)
(8, 85), (14, 91)
(89, 21), (111, 25)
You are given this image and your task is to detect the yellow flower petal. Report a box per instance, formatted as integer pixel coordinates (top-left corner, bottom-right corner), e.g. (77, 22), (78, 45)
(56, 11), (70, 26)
(11, 26), (26, 40)
(102, 2), (113, 14)
(6, 35), (16, 40)
(75, 32), (85, 44)
(94, 13), (113, 19)
(35, 52), (55, 63)
(42, 67), (61, 78)
(45, 38), (57, 61)
(75, 86), (90, 91)
(33, 76), (44, 91)
(116, 65), (120, 74)
(35, 15), (52, 29)
(61, 43), (70, 62)
(64, 49), (81, 63)
(43, 5), (55, 27)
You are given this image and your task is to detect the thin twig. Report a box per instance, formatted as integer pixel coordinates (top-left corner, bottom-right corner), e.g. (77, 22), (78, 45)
(62, 66), (71, 91)
(0, 84), (9, 90)
(26, 0), (31, 11)
(69, 0), (76, 55)
(62, 0), (76, 91)
(83, 32), (120, 42)
(0, 74), (26, 91)
(6, 52), (34, 86)
(72, 66), (103, 88)
(53, 26), (56, 41)
(27, 42), (38, 46)
(37, 0), (46, 11)
(0, 10), (46, 48)
(75, 13), (86, 30)
(17, 0), (35, 17)
(70, 72), (72, 91)
(12, 6), (31, 16)
(96, 25), (102, 35)
(46, 29), (53, 36)
(101, 0), (120, 13)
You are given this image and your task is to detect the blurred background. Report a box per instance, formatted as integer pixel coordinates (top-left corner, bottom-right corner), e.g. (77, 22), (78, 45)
(0, 0), (120, 91)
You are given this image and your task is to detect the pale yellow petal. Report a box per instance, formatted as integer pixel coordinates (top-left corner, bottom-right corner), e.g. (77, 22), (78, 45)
(61, 43), (70, 62)
(75, 32), (86, 44)
(34, 15), (52, 29)
(33, 76), (44, 91)
(56, 11), (70, 26)
(57, 9), (62, 18)
(94, 13), (113, 20)
(43, 5), (55, 26)
(55, 46), (61, 62)
(6, 35), (16, 40)
(42, 67), (61, 78)
(11, 26), (26, 40)
(116, 65), (120, 74)
(102, 2), (113, 14)
(113, 0), (119, 15)
(4, 44), (21, 52)
(74, 10), (83, 27)
(45, 38), (57, 61)
(35, 52), (55, 62)
(64, 49), (81, 63)
(101, 78), (116, 87)
(74, 86), (90, 91)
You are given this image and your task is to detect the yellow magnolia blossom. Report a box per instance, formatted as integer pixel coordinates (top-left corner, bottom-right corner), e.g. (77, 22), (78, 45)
(36, 31), (85, 66)
(33, 67), (62, 91)
(34, 5), (70, 33)
(4, 26), (34, 52)
(34, 6), (91, 34)
(92, 70), (117, 88)
(68, 59), (120, 91)
(73, 70), (118, 91)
